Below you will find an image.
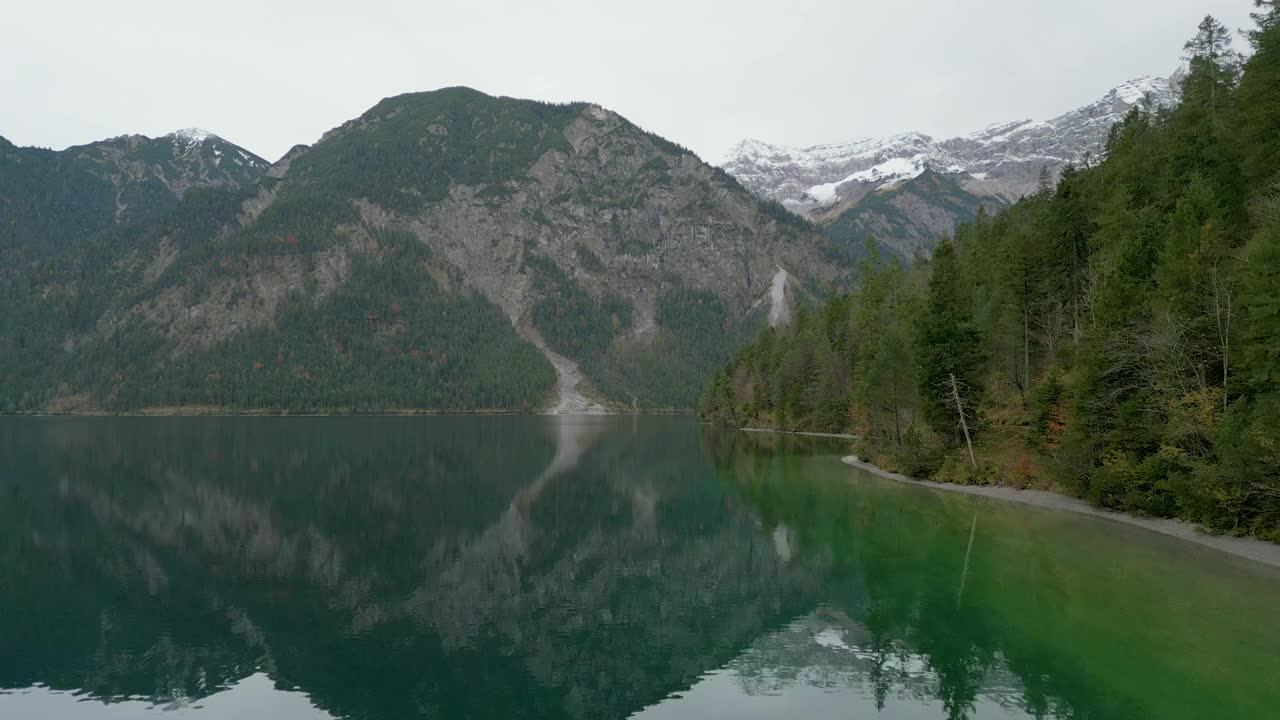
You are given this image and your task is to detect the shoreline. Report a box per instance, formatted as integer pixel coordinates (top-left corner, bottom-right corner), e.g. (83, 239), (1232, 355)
(741, 427), (860, 440)
(840, 455), (1280, 570)
(731, 424), (1280, 568)
(4, 408), (695, 419)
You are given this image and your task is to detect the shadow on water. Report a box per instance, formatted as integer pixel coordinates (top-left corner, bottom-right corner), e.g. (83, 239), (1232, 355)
(0, 419), (1276, 719)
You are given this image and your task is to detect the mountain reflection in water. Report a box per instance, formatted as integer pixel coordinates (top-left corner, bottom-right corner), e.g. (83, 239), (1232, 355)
(1, 417), (1277, 720)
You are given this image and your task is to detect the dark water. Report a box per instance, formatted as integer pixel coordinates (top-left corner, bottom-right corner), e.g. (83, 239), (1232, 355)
(1, 417), (1278, 720)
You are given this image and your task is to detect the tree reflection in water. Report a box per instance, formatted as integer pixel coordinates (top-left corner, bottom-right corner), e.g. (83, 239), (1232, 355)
(0, 419), (1276, 720)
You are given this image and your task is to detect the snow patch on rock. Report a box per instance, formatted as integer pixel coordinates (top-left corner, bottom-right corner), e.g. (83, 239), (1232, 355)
(803, 154), (929, 204)
(723, 75), (1180, 215)
(813, 627), (851, 651)
(172, 127), (214, 142)
(172, 126), (217, 146)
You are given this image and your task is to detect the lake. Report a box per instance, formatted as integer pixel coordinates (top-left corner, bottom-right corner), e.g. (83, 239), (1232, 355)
(1, 416), (1277, 719)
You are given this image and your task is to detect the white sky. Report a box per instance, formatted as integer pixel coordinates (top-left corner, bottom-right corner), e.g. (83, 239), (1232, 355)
(1, 0), (1258, 164)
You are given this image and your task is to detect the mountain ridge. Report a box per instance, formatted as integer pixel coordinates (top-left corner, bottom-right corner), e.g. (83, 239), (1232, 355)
(720, 75), (1179, 262)
(1, 86), (846, 414)
(722, 75), (1180, 215)
(1, 128), (268, 263)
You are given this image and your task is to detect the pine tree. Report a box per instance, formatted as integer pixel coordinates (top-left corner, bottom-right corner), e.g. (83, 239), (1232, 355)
(1238, 199), (1280, 396)
(1190, 198), (1280, 539)
(1152, 174), (1236, 409)
(1035, 166), (1054, 197)
(914, 240), (985, 443)
(1049, 166), (1092, 343)
(1233, 23), (1280, 189)
(1184, 15), (1241, 75)
(1169, 16), (1244, 211)
(1178, 16), (1241, 160)
(698, 21), (1280, 536)
(1246, 0), (1280, 48)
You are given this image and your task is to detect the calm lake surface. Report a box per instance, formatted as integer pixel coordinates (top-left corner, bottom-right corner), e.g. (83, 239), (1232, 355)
(2, 416), (1278, 720)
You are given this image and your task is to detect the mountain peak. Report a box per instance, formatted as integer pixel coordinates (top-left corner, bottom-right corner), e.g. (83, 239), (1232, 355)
(156, 128), (268, 170)
(722, 74), (1178, 215)
(2, 85), (841, 414)
(169, 127), (218, 143)
(1105, 75), (1176, 105)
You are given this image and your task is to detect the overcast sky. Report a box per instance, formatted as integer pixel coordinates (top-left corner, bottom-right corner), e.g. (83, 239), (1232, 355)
(2, 0), (1258, 164)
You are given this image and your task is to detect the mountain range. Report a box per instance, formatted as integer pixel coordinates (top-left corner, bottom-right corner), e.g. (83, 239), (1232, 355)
(720, 75), (1180, 259)
(0, 74), (1178, 414)
(1, 88), (843, 414)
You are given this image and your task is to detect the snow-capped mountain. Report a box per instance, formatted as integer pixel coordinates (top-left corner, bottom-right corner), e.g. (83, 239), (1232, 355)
(75, 127), (269, 201)
(722, 75), (1179, 217)
(163, 127), (268, 174)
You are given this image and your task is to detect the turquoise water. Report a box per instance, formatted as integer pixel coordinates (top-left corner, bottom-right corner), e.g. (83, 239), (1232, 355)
(1, 416), (1276, 719)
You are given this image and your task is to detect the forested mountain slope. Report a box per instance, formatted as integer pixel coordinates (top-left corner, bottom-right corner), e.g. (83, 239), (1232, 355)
(0, 130), (267, 264)
(821, 169), (1004, 261)
(0, 88), (846, 413)
(701, 12), (1280, 540)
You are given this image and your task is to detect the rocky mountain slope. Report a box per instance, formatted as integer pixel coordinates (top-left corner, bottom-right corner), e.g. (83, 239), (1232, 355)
(0, 130), (267, 263)
(822, 168), (997, 260)
(1, 88), (846, 414)
(722, 76), (1179, 259)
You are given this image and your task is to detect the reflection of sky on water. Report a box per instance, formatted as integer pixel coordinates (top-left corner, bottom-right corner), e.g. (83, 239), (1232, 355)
(2, 418), (1277, 720)
(1, 674), (334, 719)
(632, 610), (1035, 720)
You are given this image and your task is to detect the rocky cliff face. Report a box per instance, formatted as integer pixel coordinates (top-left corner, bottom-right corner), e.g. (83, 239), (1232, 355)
(720, 76), (1179, 259)
(2, 88), (848, 413)
(305, 94), (834, 335)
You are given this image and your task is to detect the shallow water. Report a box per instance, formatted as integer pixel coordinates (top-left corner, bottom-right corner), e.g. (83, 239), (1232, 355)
(1, 416), (1276, 719)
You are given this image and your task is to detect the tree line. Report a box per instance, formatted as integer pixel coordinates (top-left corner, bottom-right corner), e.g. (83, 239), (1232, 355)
(700, 8), (1280, 541)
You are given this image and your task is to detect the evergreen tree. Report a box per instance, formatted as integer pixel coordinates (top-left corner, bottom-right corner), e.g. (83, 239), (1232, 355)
(1237, 199), (1280, 396)
(695, 11), (1280, 538)
(1184, 14), (1241, 75)
(1233, 23), (1280, 189)
(1246, 0), (1280, 47)
(863, 262), (917, 446)
(1049, 166), (1094, 343)
(1152, 173), (1236, 408)
(1189, 199), (1280, 538)
(1035, 166), (1054, 196)
(913, 240), (985, 443)
(1168, 15), (1244, 216)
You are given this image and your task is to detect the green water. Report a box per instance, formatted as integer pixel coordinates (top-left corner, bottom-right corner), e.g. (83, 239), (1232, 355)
(0, 417), (1276, 719)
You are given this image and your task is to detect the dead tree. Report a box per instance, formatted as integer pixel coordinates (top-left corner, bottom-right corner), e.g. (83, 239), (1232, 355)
(949, 373), (977, 470)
